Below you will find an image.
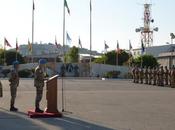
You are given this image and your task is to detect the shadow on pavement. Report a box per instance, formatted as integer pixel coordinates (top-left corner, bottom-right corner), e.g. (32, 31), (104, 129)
(0, 107), (46, 130)
(39, 115), (117, 130)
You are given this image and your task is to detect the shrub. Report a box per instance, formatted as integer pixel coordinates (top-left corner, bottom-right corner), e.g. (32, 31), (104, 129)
(18, 69), (32, 78)
(104, 71), (120, 78)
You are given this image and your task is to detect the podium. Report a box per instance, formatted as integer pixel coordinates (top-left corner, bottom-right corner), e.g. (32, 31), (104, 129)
(28, 75), (62, 118)
(45, 75), (59, 113)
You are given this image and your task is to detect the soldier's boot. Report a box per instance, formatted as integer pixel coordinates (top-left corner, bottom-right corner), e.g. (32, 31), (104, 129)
(35, 108), (44, 113)
(10, 98), (18, 111)
(10, 106), (18, 111)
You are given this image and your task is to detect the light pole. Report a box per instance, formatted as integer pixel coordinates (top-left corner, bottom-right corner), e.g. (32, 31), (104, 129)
(170, 33), (175, 67)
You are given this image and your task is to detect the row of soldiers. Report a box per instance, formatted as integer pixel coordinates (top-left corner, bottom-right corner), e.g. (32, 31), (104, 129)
(132, 66), (175, 88)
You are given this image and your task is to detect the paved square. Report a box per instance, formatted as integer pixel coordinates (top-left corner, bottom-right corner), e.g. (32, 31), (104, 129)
(0, 79), (175, 130)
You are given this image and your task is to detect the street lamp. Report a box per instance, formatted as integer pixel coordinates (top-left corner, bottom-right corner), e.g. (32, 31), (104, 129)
(169, 33), (175, 67)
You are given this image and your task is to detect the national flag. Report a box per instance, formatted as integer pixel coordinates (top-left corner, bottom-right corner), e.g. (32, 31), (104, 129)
(64, 0), (70, 14)
(141, 40), (145, 54)
(79, 37), (82, 48)
(28, 39), (32, 52)
(116, 40), (121, 53)
(4, 38), (12, 47)
(170, 33), (175, 39)
(16, 38), (19, 51)
(104, 41), (109, 50)
(66, 32), (72, 44)
(55, 36), (59, 48)
(33, 0), (35, 10)
(90, 0), (92, 12)
(129, 40), (132, 51)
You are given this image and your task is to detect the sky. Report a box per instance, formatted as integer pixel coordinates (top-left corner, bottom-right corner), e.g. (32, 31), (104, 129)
(0, 0), (175, 52)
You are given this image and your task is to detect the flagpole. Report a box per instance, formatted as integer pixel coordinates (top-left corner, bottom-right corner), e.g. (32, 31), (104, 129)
(32, 0), (34, 63)
(61, 0), (66, 112)
(90, 0), (92, 77)
(16, 38), (17, 61)
(3, 39), (6, 66)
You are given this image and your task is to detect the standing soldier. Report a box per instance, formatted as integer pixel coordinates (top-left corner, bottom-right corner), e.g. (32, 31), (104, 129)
(0, 80), (2, 98)
(148, 67), (152, 85)
(171, 66), (175, 88)
(164, 66), (169, 86)
(153, 67), (157, 85)
(169, 66), (172, 87)
(9, 61), (20, 111)
(132, 66), (136, 83)
(159, 66), (164, 86)
(34, 59), (47, 113)
(139, 67), (144, 84)
(157, 67), (160, 86)
(135, 66), (139, 83)
(144, 66), (148, 84)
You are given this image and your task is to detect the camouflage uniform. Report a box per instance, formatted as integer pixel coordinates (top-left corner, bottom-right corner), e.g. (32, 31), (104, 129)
(9, 69), (19, 110)
(135, 67), (139, 83)
(164, 66), (169, 86)
(153, 67), (157, 85)
(132, 67), (136, 83)
(157, 67), (160, 86)
(0, 80), (2, 97)
(171, 66), (175, 88)
(144, 67), (148, 84)
(159, 66), (164, 86)
(169, 67), (172, 87)
(34, 65), (45, 111)
(139, 68), (144, 84)
(148, 67), (152, 85)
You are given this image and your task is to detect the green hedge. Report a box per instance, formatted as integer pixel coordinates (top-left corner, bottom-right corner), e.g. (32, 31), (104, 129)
(104, 71), (120, 78)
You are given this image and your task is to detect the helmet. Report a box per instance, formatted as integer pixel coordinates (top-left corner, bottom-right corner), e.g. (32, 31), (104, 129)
(39, 59), (47, 65)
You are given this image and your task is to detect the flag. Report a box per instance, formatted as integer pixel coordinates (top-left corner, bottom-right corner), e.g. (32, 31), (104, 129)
(90, 0), (92, 11)
(129, 40), (132, 51)
(104, 41), (109, 49)
(141, 40), (145, 54)
(28, 39), (32, 52)
(55, 36), (59, 48)
(33, 0), (35, 10)
(79, 37), (82, 48)
(170, 33), (175, 39)
(64, 0), (70, 14)
(66, 32), (72, 44)
(116, 40), (120, 53)
(4, 38), (12, 47)
(16, 38), (19, 51)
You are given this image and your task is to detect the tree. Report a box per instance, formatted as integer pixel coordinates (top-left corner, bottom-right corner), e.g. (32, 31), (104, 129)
(94, 50), (130, 66)
(131, 54), (159, 68)
(0, 50), (25, 65)
(65, 46), (79, 63)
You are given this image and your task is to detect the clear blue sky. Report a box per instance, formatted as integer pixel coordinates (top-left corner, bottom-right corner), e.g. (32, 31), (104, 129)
(0, 0), (175, 52)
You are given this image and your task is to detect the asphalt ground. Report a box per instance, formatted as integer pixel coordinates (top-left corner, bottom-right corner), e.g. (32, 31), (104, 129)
(0, 78), (175, 130)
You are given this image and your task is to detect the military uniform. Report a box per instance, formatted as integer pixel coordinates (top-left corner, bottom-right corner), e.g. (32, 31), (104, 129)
(0, 80), (2, 97)
(139, 68), (144, 84)
(171, 67), (175, 88)
(153, 67), (157, 85)
(9, 64), (19, 111)
(159, 66), (164, 86)
(34, 59), (47, 113)
(157, 67), (160, 86)
(164, 66), (169, 86)
(132, 67), (136, 83)
(148, 67), (152, 85)
(135, 67), (139, 83)
(144, 67), (148, 84)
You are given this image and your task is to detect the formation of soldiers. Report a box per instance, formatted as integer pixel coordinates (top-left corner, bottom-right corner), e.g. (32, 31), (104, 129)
(132, 65), (175, 88)
(0, 59), (47, 113)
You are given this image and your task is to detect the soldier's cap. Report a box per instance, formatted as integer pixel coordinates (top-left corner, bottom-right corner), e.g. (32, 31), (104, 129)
(39, 59), (47, 65)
